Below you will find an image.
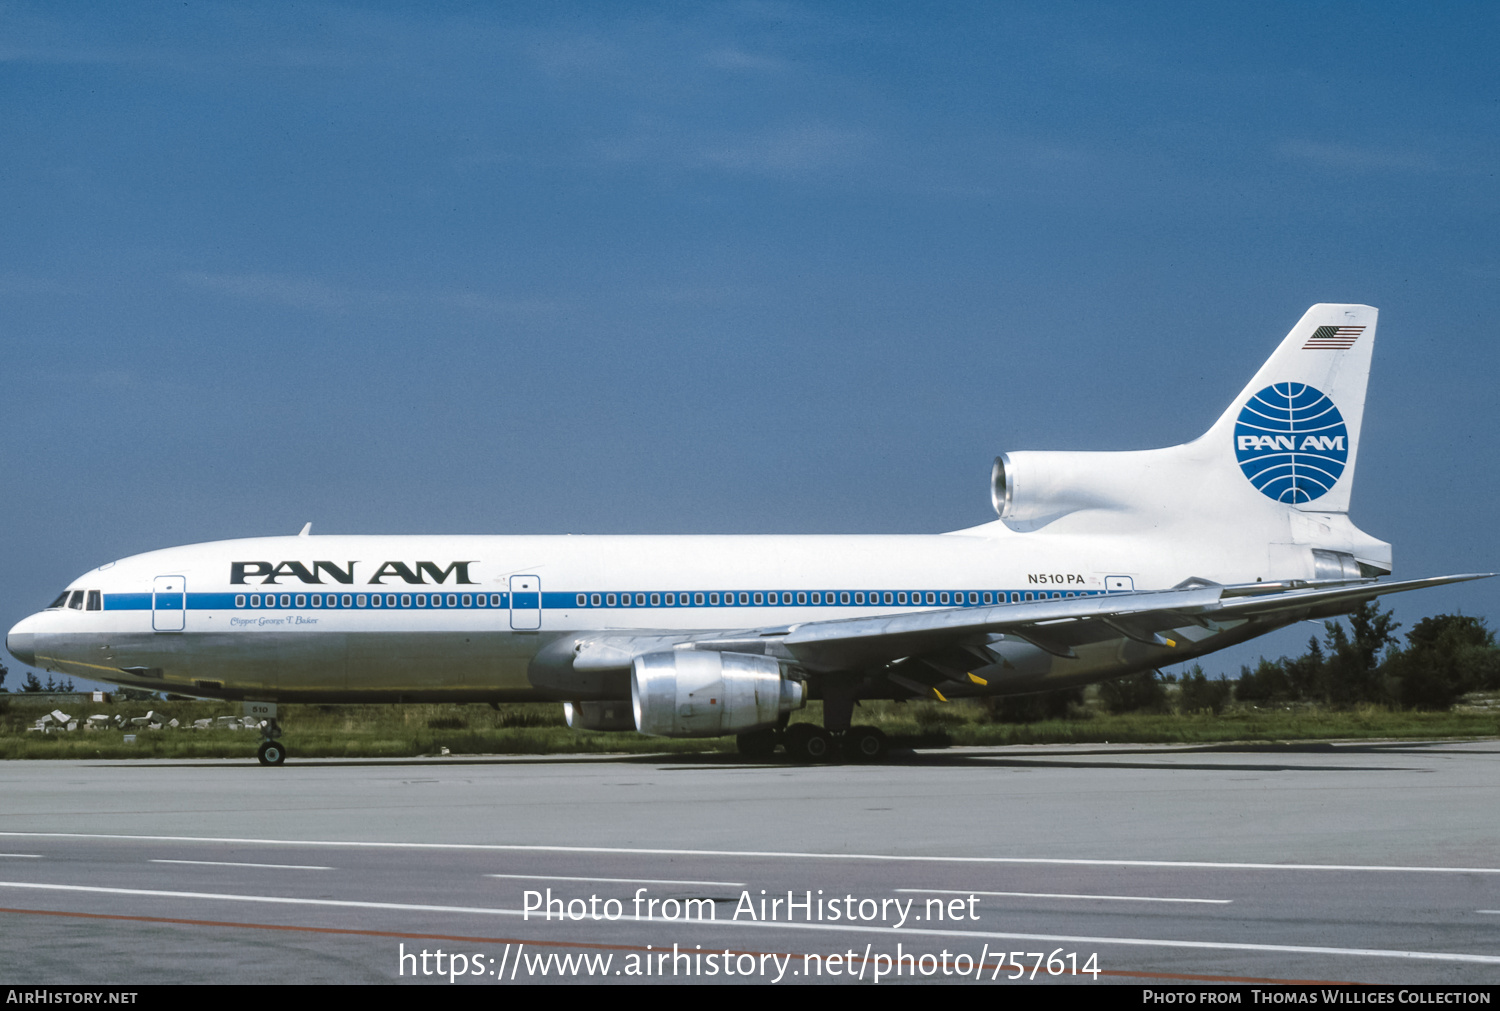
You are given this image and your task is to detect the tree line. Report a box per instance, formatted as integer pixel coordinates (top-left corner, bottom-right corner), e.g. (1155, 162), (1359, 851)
(0, 662), (78, 694)
(990, 604), (1500, 719)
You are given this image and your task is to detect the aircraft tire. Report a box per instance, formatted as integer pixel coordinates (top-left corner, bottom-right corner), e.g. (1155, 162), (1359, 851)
(736, 728), (778, 759)
(783, 724), (835, 763)
(257, 740), (287, 766)
(842, 725), (888, 762)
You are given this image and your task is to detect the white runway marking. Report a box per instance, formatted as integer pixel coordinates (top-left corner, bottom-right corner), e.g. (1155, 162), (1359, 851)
(486, 873), (744, 887)
(3, 832), (1498, 875)
(0, 854), (43, 859)
(897, 888), (1231, 904)
(151, 859), (332, 871)
(0, 880), (1495, 965)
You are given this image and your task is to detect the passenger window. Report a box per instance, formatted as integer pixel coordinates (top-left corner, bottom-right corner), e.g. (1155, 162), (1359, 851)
(606, 593), (617, 606)
(402, 595), (412, 607)
(296, 594), (307, 607)
(650, 593), (660, 606)
(591, 593), (601, 606)
(461, 594), (471, 607)
(695, 592), (705, 605)
(356, 594), (367, 607)
(577, 594), (587, 606)
(752, 592), (763, 605)
(250, 594), (261, 607)
(236, 595), (247, 608)
(635, 593), (645, 606)
(447, 594), (457, 607)
(840, 592), (851, 604)
(709, 593), (719, 605)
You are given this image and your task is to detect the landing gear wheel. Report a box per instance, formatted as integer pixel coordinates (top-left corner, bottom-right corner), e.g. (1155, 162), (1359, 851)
(257, 740), (287, 766)
(783, 724), (836, 763)
(736, 728), (778, 759)
(842, 725), (888, 762)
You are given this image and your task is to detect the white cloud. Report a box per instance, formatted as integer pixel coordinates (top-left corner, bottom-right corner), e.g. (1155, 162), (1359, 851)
(178, 272), (556, 317)
(1277, 140), (1440, 173)
(699, 47), (789, 74)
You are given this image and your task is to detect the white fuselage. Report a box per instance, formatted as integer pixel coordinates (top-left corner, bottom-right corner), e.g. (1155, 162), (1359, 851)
(7, 522), (1299, 702)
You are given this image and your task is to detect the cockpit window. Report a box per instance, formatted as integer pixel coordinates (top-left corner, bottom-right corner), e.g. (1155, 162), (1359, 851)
(48, 591), (70, 609)
(67, 590), (85, 610)
(87, 590), (102, 611)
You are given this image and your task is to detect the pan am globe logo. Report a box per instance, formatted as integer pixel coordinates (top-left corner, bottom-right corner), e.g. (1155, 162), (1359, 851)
(1234, 383), (1349, 503)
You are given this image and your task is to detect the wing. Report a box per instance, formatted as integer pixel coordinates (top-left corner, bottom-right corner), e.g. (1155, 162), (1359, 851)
(556, 573), (1492, 689)
(777, 572), (1492, 673)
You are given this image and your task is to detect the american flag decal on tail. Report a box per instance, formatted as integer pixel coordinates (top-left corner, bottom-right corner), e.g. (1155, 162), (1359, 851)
(1303, 325), (1365, 350)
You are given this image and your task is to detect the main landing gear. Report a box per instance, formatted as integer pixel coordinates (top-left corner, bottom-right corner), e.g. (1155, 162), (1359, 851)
(735, 674), (891, 762)
(735, 723), (889, 763)
(257, 718), (287, 766)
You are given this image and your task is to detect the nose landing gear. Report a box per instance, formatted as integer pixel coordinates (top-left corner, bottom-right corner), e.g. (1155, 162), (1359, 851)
(257, 718), (287, 766)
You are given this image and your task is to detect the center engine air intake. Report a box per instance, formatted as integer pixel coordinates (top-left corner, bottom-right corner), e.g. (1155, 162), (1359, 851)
(631, 650), (804, 738)
(990, 450), (1143, 529)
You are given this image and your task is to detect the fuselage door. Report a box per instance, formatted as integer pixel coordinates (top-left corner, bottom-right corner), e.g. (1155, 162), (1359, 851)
(509, 575), (541, 630)
(152, 575), (186, 632)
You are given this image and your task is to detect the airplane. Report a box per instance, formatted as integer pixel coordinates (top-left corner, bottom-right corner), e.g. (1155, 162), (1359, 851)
(6, 304), (1489, 765)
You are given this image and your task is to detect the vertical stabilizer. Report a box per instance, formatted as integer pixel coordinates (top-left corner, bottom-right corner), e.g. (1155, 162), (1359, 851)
(1199, 303), (1377, 514)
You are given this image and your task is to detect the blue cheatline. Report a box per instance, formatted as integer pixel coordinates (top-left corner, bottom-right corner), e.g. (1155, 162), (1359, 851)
(105, 586), (1120, 612)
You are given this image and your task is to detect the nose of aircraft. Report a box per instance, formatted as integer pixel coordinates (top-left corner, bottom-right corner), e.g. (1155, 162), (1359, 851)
(7, 615), (37, 665)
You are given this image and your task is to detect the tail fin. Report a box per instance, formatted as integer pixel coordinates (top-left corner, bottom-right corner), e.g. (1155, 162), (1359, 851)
(1198, 303), (1377, 514)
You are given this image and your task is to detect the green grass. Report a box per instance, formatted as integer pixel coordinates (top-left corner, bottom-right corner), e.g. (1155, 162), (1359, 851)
(0, 695), (1495, 760)
(796, 698), (1500, 747)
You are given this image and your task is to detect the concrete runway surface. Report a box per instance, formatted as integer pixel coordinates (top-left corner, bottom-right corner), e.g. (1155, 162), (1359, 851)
(1, 740), (1498, 986)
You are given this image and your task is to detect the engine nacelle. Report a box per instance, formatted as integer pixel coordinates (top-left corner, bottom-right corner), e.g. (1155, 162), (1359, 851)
(991, 450), (1144, 528)
(563, 700), (636, 732)
(631, 650), (804, 738)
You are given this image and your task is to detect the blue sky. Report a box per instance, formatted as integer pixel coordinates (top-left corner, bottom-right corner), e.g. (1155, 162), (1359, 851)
(3, 2), (1497, 688)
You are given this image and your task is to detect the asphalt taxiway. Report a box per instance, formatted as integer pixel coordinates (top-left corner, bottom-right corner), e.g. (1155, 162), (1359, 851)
(1, 741), (1497, 985)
